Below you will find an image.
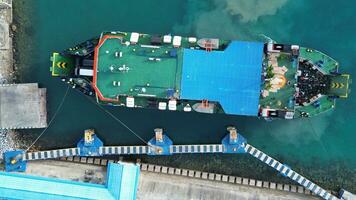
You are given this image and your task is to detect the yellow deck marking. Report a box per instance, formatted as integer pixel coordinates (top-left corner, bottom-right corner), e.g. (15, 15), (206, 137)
(51, 52), (60, 76)
(340, 74), (350, 98)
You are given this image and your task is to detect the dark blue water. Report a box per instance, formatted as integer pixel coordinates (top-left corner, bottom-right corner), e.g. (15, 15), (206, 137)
(13, 0), (356, 191)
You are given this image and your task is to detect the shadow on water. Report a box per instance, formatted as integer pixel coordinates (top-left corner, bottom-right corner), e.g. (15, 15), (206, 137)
(13, 0), (356, 192)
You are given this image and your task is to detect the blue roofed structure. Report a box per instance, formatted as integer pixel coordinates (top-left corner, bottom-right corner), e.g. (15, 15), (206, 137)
(180, 41), (264, 116)
(0, 162), (140, 200)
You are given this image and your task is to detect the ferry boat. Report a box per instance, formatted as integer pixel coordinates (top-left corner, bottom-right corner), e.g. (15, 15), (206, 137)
(50, 31), (351, 119)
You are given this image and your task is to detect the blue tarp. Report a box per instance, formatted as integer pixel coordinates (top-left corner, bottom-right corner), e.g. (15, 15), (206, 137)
(0, 162), (140, 200)
(180, 41), (264, 116)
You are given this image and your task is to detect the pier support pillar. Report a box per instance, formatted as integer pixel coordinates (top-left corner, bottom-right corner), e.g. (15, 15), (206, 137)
(3, 150), (27, 172)
(77, 129), (103, 156)
(221, 126), (247, 153)
(148, 128), (173, 155)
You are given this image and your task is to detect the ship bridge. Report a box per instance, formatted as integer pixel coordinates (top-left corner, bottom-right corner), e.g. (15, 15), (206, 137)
(180, 41), (264, 116)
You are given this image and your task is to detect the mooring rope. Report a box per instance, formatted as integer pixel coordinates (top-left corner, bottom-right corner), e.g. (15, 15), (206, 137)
(75, 88), (153, 147)
(26, 85), (71, 151)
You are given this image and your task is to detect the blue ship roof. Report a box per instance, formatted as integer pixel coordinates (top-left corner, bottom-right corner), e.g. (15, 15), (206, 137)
(0, 162), (140, 200)
(180, 41), (264, 116)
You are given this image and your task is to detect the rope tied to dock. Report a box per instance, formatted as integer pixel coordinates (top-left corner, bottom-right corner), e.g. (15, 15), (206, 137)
(75, 88), (152, 147)
(26, 85), (71, 151)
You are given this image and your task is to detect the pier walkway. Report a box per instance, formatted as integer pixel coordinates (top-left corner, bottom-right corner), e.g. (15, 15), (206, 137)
(3, 128), (354, 200)
(0, 83), (47, 129)
(21, 160), (319, 200)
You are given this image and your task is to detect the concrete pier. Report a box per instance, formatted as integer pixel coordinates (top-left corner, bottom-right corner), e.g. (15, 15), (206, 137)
(0, 0), (12, 83)
(0, 83), (47, 129)
(18, 159), (319, 200)
(137, 170), (318, 200)
(0, 1), (47, 130)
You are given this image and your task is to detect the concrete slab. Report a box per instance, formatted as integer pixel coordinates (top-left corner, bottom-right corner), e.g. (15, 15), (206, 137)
(0, 84), (47, 129)
(263, 181), (270, 188)
(141, 163), (148, 171)
(291, 185), (297, 193)
(0, 18), (9, 50)
(284, 184), (290, 191)
(100, 159), (107, 166)
(168, 168), (174, 174)
(194, 171), (201, 178)
(188, 170), (194, 177)
(139, 170), (319, 200)
(215, 174), (222, 181)
(256, 180), (262, 187)
(161, 167), (168, 174)
(297, 186), (304, 193)
(0, 1), (14, 85)
(242, 178), (249, 185)
(175, 169), (181, 175)
(208, 173), (215, 180)
(22, 160), (107, 185)
(148, 165), (154, 172)
(270, 182), (276, 189)
(202, 172), (208, 179)
(182, 169), (188, 176)
(22, 160), (319, 200)
(236, 177), (242, 184)
(222, 175), (228, 182)
(80, 157), (87, 163)
(87, 158), (94, 164)
(73, 157), (80, 162)
(154, 166), (162, 173)
(249, 179), (256, 186)
(228, 176), (236, 183)
(93, 158), (101, 165)
(277, 183), (284, 190)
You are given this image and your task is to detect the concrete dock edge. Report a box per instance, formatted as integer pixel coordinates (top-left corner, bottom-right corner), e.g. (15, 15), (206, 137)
(57, 156), (316, 197)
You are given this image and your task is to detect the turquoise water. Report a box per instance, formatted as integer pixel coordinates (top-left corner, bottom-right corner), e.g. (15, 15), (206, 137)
(14, 0), (356, 191)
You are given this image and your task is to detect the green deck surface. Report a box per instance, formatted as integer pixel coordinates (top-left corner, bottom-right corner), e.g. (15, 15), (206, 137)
(260, 53), (296, 110)
(299, 47), (338, 72)
(296, 96), (335, 116)
(95, 36), (182, 99)
(296, 47), (349, 116)
(328, 74), (350, 98)
(51, 53), (75, 77)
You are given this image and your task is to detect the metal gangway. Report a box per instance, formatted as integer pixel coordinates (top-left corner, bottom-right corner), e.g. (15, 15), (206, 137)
(3, 128), (353, 200)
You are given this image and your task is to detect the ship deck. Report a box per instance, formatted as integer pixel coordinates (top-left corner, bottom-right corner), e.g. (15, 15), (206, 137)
(180, 41), (264, 116)
(93, 35), (183, 100)
(51, 52), (75, 77)
(93, 33), (264, 116)
(299, 47), (338, 73)
(259, 53), (298, 111)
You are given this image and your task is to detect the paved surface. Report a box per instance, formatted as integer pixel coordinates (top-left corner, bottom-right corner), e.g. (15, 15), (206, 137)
(0, 0), (12, 83)
(137, 172), (318, 200)
(20, 160), (318, 200)
(21, 160), (107, 184)
(0, 83), (47, 129)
